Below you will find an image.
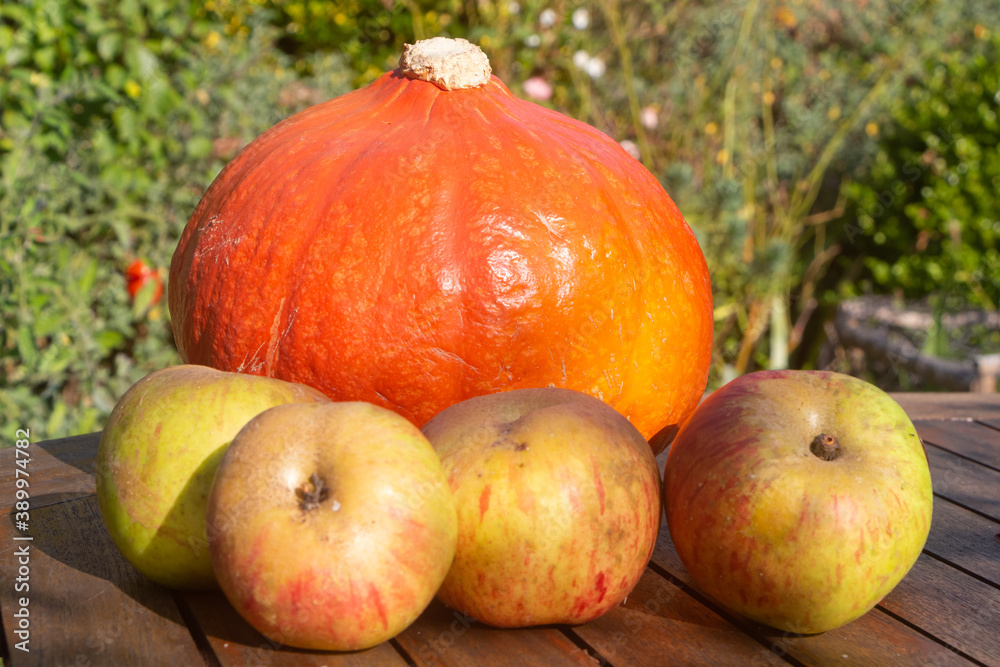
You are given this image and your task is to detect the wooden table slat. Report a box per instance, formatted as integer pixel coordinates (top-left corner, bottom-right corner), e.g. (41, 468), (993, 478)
(181, 591), (411, 666)
(569, 568), (788, 666)
(0, 433), (99, 517)
(774, 604), (976, 667)
(0, 495), (203, 666)
(925, 444), (1000, 523)
(916, 419), (1000, 472)
(880, 554), (1000, 666)
(4, 392), (1000, 666)
(923, 497), (1000, 588)
(979, 418), (1000, 432)
(892, 393), (1000, 421)
(650, 523), (978, 667)
(394, 600), (599, 666)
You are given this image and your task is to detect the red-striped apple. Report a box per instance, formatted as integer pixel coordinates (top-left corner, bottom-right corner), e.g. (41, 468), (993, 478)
(422, 387), (661, 627)
(206, 402), (457, 651)
(663, 370), (933, 634)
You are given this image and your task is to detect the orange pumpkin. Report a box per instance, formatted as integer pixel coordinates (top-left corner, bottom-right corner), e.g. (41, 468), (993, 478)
(169, 38), (712, 454)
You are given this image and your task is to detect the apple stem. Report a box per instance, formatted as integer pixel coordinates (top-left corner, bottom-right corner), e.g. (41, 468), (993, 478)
(297, 473), (330, 511)
(809, 433), (841, 461)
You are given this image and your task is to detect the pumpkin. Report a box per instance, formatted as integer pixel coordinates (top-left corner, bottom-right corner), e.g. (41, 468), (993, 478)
(169, 38), (712, 454)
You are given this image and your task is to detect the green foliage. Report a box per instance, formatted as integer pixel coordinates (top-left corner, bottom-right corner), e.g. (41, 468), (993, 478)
(5, 0), (998, 437)
(836, 29), (1000, 312)
(500, 0), (959, 379)
(409, 0), (987, 380)
(210, 0), (459, 84)
(1, 0), (352, 438)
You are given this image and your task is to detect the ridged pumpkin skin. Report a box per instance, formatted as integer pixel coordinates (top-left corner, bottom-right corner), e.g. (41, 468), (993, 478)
(169, 46), (712, 453)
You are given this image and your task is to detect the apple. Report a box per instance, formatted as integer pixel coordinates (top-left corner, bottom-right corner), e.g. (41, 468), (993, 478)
(663, 369), (933, 634)
(96, 364), (329, 589)
(206, 401), (457, 651)
(422, 387), (661, 627)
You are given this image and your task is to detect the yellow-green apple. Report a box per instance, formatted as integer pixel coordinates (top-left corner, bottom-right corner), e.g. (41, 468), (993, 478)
(663, 370), (933, 634)
(206, 401), (457, 651)
(422, 387), (661, 627)
(96, 364), (329, 589)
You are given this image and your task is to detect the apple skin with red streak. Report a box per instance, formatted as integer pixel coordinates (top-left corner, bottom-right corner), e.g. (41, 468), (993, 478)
(206, 402), (457, 651)
(663, 370), (933, 634)
(422, 387), (661, 627)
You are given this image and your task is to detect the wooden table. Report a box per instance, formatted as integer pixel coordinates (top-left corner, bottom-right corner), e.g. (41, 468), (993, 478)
(2, 393), (999, 666)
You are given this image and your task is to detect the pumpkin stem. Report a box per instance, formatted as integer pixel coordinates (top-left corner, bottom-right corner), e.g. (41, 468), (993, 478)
(399, 37), (492, 91)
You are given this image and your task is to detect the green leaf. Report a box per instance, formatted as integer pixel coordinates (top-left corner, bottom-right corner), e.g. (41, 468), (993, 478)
(95, 330), (126, 354)
(78, 258), (99, 296)
(131, 279), (159, 317)
(46, 401), (67, 438)
(126, 42), (159, 81)
(187, 136), (213, 159)
(33, 45), (56, 71)
(4, 45), (28, 67)
(97, 32), (122, 62)
(34, 312), (65, 339)
(16, 325), (37, 371)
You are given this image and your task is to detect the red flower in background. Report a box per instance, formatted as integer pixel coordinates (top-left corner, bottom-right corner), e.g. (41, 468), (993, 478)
(125, 259), (163, 306)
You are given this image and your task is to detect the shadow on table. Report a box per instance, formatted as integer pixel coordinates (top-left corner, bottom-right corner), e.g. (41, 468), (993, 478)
(179, 589), (396, 660)
(37, 432), (101, 478)
(14, 492), (190, 627)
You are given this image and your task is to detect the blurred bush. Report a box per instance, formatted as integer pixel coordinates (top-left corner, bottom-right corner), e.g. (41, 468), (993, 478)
(832, 27), (1000, 313)
(1, 0), (351, 436)
(3, 0), (996, 437)
(438, 0), (980, 380)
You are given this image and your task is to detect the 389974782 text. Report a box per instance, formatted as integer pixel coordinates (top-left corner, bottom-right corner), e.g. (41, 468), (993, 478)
(12, 428), (33, 653)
